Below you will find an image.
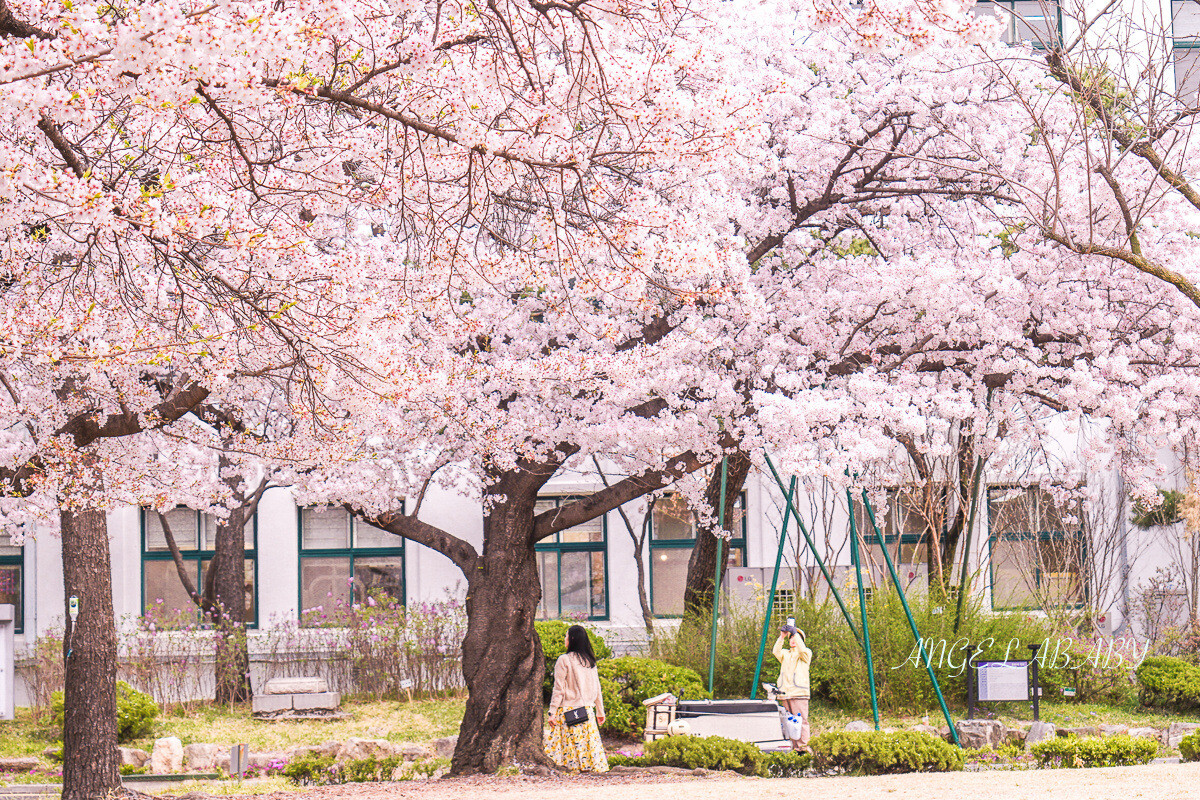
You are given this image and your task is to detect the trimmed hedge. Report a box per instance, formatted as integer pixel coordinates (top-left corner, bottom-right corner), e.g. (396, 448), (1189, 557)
(51, 680), (158, 744)
(640, 735), (811, 777)
(810, 730), (964, 775)
(1135, 656), (1200, 711)
(536, 621), (612, 703)
(1180, 731), (1200, 763)
(1030, 735), (1157, 768)
(597, 656), (709, 737)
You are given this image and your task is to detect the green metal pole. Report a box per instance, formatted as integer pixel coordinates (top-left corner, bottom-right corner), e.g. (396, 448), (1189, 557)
(707, 457), (728, 695)
(861, 489), (961, 746)
(751, 476), (796, 699)
(953, 454), (986, 635)
(847, 487), (880, 730)
(762, 453), (862, 647)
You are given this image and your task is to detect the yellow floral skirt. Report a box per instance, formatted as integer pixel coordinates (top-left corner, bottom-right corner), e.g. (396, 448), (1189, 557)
(545, 707), (609, 772)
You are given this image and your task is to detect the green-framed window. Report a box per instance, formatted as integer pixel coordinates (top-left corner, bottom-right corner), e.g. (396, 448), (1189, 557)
(987, 486), (1086, 611)
(0, 528), (23, 633)
(534, 496), (608, 620)
(975, 1), (1061, 48)
(854, 489), (926, 575)
(1173, 1), (1200, 98)
(141, 508), (258, 626)
(298, 506), (405, 623)
(649, 493), (746, 617)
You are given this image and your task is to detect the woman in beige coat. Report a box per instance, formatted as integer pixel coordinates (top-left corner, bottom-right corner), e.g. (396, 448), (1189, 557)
(772, 623), (813, 752)
(545, 625), (609, 772)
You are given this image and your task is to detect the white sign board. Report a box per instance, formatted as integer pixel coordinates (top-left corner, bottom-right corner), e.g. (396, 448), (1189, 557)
(976, 661), (1030, 702)
(0, 604), (13, 720)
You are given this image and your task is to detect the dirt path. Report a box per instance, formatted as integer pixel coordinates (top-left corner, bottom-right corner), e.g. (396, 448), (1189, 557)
(250, 761), (1200, 800)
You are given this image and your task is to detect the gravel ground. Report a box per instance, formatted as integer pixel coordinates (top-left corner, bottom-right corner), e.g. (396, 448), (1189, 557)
(238, 761), (1200, 800)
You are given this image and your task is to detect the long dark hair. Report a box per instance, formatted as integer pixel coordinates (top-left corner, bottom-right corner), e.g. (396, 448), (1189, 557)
(565, 625), (597, 668)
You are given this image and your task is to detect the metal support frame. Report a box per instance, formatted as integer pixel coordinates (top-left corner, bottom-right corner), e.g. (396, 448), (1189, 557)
(707, 457), (728, 695)
(750, 476), (796, 698)
(847, 488), (880, 730)
(861, 490), (960, 746)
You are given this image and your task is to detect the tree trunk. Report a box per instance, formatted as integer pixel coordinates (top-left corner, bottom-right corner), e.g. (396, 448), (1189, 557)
(212, 492), (250, 704)
(451, 472), (555, 775)
(60, 507), (120, 800)
(682, 451), (753, 620)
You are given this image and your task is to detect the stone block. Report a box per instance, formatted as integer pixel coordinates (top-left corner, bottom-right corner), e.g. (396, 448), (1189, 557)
(1167, 722), (1200, 749)
(249, 752), (286, 770)
(1059, 726), (1098, 738)
(400, 744), (433, 761)
(1099, 724), (1129, 737)
(909, 724), (939, 737)
(1004, 728), (1026, 747)
(0, 757), (40, 772)
(1128, 727), (1163, 744)
(288, 742), (341, 760)
(843, 720), (872, 732)
(264, 676), (328, 695)
(1024, 721), (1057, 750)
(183, 743), (223, 772)
(252, 693), (293, 714)
(955, 719), (1005, 749)
(118, 747), (150, 768)
(292, 691), (341, 711)
(151, 736), (183, 774)
(432, 736), (458, 759)
(337, 738), (396, 761)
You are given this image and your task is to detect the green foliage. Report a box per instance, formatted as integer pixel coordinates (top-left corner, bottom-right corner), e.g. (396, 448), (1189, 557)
(1136, 656), (1200, 711)
(343, 755), (401, 782)
(282, 754), (342, 785)
(1180, 731), (1200, 762)
(597, 656), (709, 738)
(118, 764), (149, 776)
(1030, 735), (1157, 768)
(759, 750), (812, 777)
(809, 730), (964, 775)
(50, 680), (159, 744)
(643, 735), (803, 776)
(1131, 490), (1185, 529)
(535, 621), (612, 702)
(606, 754), (648, 768)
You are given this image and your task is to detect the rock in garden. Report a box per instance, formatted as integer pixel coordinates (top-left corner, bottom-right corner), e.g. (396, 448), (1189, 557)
(182, 744), (222, 772)
(249, 752), (286, 770)
(337, 737), (396, 761)
(289, 741), (341, 760)
(844, 721), (873, 732)
(118, 747), (151, 768)
(1127, 727), (1162, 743)
(0, 757), (40, 773)
(1024, 721), (1057, 750)
(1099, 724), (1129, 737)
(1167, 722), (1200, 749)
(1059, 726), (1098, 738)
(1004, 728), (1026, 747)
(955, 719), (1005, 749)
(910, 724), (939, 737)
(151, 737), (184, 774)
(433, 735), (458, 759)
(400, 745), (433, 761)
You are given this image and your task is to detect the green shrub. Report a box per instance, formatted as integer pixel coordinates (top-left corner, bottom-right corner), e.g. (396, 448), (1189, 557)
(1136, 656), (1200, 711)
(607, 754), (648, 768)
(343, 755), (402, 782)
(1180, 731), (1200, 762)
(597, 656), (709, 738)
(810, 730), (964, 775)
(644, 735), (778, 776)
(760, 750), (812, 777)
(51, 680), (159, 744)
(283, 754), (342, 786)
(118, 764), (148, 776)
(1030, 735), (1157, 768)
(535, 621), (612, 702)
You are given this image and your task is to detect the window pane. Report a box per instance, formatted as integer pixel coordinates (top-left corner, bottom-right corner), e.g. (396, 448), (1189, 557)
(199, 514), (254, 551)
(560, 515), (603, 544)
(0, 565), (20, 623)
(1175, 0), (1200, 40)
(652, 496), (694, 540)
(991, 538), (1038, 608)
(198, 558), (257, 621)
(651, 547), (689, 616)
(590, 551), (607, 617)
(0, 528), (22, 556)
(145, 508), (199, 551)
(353, 556), (404, 604)
(537, 551), (559, 620)
(353, 519), (398, 549)
(989, 488), (1035, 535)
(144, 559), (200, 620)
(1012, 1), (1055, 44)
(559, 551), (591, 616)
(302, 507), (351, 550)
(300, 556), (351, 613)
(1176, 49), (1200, 102)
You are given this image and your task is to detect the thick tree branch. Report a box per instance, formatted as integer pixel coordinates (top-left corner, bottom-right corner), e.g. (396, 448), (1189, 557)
(348, 505), (480, 574)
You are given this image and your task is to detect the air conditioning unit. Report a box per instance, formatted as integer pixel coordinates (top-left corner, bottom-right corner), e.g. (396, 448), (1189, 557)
(1094, 610), (1119, 637)
(724, 567), (796, 609)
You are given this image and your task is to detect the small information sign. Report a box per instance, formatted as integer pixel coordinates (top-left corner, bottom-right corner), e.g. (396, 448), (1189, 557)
(975, 660), (1030, 702)
(231, 744), (249, 779)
